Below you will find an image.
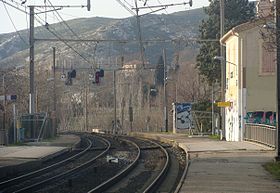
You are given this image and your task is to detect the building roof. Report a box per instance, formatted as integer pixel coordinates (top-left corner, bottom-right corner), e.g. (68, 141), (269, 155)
(220, 17), (272, 44)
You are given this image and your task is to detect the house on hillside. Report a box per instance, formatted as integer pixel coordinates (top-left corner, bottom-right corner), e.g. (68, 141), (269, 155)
(220, 0), (276, 141)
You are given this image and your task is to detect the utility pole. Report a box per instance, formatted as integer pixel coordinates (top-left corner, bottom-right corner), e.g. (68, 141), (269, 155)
(29, 6), (35, 114)
(163, 48), (168, 132)
(131, 0), (193, 68)
(52, 47), (57, 135)
(276, 0), (280, 161)
(2, 75), (6, 144)
(85, 84), (88, 132)
(113, 70), (117, 135)
(27, 2), (91, 115)
(220, 0), (225, 140)
(212, 84), (215, 135)
(129, 94), (133, 132)
(13, 103), (16, 143)
(134, 0), (145, 67)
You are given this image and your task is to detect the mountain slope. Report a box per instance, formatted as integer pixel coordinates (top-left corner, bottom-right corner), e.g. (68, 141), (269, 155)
(0, 8), (206, 69)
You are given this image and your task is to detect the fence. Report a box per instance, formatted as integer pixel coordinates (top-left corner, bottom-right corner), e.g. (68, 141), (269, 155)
(20, 112), (55, 142)
(244, 123), (276, 148)
(0, 129), (6, 145)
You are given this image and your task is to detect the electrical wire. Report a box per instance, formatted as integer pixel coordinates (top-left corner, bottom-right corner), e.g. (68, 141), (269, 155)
(33, 13), (92, 65)
(123, 0), (133, 8)
(2, 0), (93, 66)
(47, 0), (78, 38)
(1, 0), (49, 38)
(157, 0), (168, 14)
(2, 1), (28, 45)
(46, 0), (98, 65)
(115, 0), (135, 16)
(0, 0), (27, 14)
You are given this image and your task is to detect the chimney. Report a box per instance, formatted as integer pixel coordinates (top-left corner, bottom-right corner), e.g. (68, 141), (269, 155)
(256, 0), (274, 18)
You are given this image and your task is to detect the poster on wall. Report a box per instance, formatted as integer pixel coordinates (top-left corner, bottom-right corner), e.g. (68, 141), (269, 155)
(173, 103), (192, 133)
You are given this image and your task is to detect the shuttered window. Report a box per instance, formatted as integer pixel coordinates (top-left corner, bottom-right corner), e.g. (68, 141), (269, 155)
(261, 42), (276, 74)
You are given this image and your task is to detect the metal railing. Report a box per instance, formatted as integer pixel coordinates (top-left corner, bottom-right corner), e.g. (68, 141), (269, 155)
(244, 123), (276, 148)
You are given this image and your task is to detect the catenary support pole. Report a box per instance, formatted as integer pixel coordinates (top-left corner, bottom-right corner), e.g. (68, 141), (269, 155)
(134, 0), (145, 67)
(163, 48), (168, 132)
(113, 70), (117, 135)
(13, 103), (16, 143)
(2, 75), (6, 144)
(52, 47), (57, 135)
(212, 84), (215, 135)
(29, 6), (35, 114)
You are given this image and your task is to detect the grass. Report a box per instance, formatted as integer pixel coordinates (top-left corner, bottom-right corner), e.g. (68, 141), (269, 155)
(8, 141), (26, 146)
(208, 134), (220, 140)
(42, 136), (59, 142)
(264, 161), (280, 180)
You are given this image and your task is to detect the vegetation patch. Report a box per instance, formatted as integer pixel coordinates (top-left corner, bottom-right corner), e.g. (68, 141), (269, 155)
(8, 142), (26, 146)
(208, 134), (220, 140)
(264, 161), (280, 180)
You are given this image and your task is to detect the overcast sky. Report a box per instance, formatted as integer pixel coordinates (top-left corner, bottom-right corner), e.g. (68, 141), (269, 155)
(0, 0), (210, 34)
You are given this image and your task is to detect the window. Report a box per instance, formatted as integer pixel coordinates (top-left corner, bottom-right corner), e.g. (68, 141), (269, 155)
(261, 42), (276, 74)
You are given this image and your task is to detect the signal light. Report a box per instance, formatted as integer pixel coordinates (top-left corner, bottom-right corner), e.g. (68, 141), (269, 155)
(70, 69), (76, 78)
(95, 71), (100, 84)
(99, 69), (104, 77)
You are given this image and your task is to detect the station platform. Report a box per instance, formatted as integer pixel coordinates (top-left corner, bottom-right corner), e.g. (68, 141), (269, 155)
(0, 134), (80, 178)
(131, 132), (280, 193)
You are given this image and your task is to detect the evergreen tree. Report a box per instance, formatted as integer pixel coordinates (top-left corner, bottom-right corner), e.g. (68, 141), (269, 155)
(196, 0), (255, 84)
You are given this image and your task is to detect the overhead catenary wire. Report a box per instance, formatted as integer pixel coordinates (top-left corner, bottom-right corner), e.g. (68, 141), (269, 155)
(123, 0), (133, 8)
(1, 0), (94, 66)
(0, 0), (28, 14)
(115, 0), (136, 16)
(46, 0), (99, 65)
(33, 12), (92, 65)
(2, 1), (28, 45)
(34, 37), (219, 43)
(32, 3), (94, 65)
(157, 0), (168, 14)
(47, 0), (80, 38)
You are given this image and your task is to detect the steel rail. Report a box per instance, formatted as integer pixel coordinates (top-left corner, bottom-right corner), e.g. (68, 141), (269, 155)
(87, 138), (141, 193)
(0, 135), (90, 188)
(143, 139), (170, 193)
(13, 136), (111, 193)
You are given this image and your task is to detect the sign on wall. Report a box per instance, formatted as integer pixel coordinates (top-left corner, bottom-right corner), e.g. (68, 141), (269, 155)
(173, 103), (193, 132)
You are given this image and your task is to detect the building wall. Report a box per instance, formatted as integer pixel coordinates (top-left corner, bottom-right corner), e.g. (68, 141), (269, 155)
(225, 35), (240, 141)
(224, 24), (276, 141)
(242, 27), (276, 112)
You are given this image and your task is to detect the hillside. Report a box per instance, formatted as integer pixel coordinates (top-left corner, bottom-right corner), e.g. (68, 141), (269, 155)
(0, 8), (206, 69)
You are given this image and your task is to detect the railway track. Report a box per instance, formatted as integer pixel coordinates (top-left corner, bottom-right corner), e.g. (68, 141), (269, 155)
(39, 135), (186, 193)
(0, 134), (110, 193)
(100, 136), (171, 193)
(0, 134), (187, 193)
(38, 135), (140, 193)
